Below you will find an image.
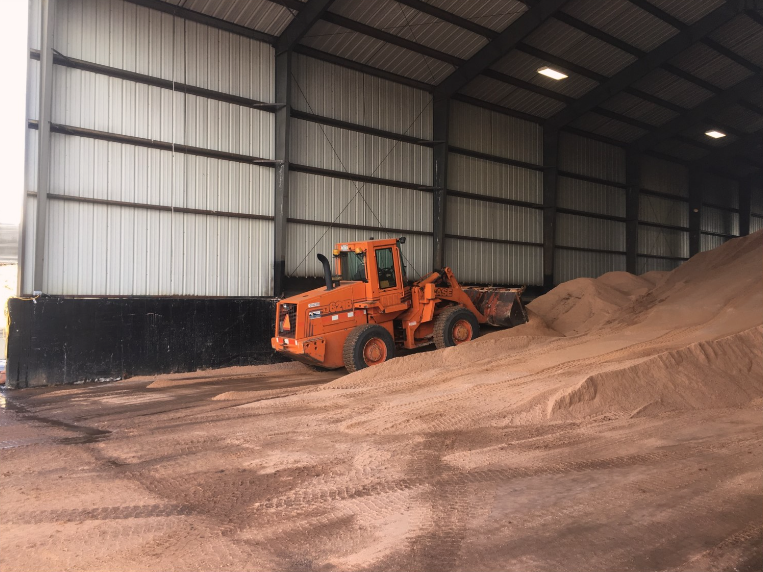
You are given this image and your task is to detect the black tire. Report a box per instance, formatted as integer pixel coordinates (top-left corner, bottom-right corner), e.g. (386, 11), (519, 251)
(343, 324), (396, 373)
(433, 306), (480, 349)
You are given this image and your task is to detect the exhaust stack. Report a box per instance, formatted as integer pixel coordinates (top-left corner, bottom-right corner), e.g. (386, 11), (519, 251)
(317, 254), (334, 291)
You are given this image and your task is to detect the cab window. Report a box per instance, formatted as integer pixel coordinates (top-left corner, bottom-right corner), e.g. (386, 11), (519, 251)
(375, 248), (397, 289)
(338, 251), (366, 281)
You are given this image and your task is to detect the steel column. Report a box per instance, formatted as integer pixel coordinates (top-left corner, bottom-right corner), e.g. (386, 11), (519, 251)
(543, 129), (559, 289)
(432, 96), (449, 270)
(688, 169), (703, 257)
(32, 0), (55, 293)
(739, 176), (752, 237)
(273, 50), (291, 297)
(625, 151), (640, 274)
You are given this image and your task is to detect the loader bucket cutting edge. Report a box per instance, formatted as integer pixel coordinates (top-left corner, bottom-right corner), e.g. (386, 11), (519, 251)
(463, 287), (529, 328)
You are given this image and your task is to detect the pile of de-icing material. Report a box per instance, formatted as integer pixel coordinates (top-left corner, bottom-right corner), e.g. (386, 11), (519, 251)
(339, 230), (763, 428)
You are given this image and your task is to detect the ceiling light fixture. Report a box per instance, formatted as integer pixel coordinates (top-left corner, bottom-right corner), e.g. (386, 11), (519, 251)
(537, 66), (568, 80)
(705, 130), (726, 139)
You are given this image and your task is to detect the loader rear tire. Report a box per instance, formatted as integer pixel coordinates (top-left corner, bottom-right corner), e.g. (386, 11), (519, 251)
(433, 306), (480, 349)
(343, 324), (395, 373)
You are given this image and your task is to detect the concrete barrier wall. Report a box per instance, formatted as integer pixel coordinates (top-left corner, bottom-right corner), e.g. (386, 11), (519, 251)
(6, 296), (282, 389)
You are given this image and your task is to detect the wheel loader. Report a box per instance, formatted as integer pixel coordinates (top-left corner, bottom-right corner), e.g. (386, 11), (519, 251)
(271, 237), (528, 372)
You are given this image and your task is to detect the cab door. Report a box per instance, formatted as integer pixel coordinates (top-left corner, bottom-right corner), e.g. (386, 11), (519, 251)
(372, 245), (406, 309)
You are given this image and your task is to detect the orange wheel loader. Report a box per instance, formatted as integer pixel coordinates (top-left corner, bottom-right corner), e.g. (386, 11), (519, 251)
(271, 237), (528, 372)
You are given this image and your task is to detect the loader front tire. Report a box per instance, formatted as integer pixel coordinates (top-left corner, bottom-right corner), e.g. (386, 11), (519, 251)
(433, 306), (480, 349)
(343, 324), (395, 373)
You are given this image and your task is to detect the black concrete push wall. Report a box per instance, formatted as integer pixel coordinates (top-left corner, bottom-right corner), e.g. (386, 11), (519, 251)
(6, 297), (281, 389)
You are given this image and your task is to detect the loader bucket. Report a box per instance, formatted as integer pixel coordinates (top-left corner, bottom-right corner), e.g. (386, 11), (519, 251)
(463, 287), (529, 328)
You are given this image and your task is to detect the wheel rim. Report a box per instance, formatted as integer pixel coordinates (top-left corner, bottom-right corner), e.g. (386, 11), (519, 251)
(452, 319), (473, 345)
(362, 338), (388, 366)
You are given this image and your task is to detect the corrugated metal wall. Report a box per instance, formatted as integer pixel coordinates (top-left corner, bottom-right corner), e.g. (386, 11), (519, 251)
(445, 100), (543, 285)
(638, 155), (688, 274)
(751, 181), (763, 234)
(700, 173), (739, 252)
(555, 132), (625, 283)
(287, 52), (433, 280)
(23, 0), (275, 295)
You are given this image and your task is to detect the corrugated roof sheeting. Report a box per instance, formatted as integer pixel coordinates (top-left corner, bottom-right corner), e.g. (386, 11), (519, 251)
(599, 92), (679, 126)
(446, 196), (542, 243)
(632, 68), (715, 109)
(647, 0), (725, 25)
(558, 132), (626, 184)
(637, 256), (682, 274)
(711, 15), (763, 68)
(447, 153), (542, 204)
(524, 19), (637, 77)
(561, 0), (678, 52)
(652, 139), (707, 162)
(329, 0), (487, 59)
(421, 0), (527, 33)
(569, 111), (648, 143)
(639, 194), (688, 227)
(458, 76), (565, 118)
(556, 213), (626, 251)
(557, 176), (625, 217)
(709, 104), (763, 135)
(668, 43), (754, 91)
(287, 223), (432, 279)
(291, 53), (433, 139)
(641, 155), (688, 196)
(554, 250), (626, 284)
(449, 100), (541, 164)
(55, 0), (275, 102)
(301, 21), (454, 84)
(161, 0), (295, 36)
(445, 238), (543, 286)
(638, 225), (689, 259)
(290, 119), (432, 185)
(288, 171), (432, 232)
(490, 50), (599, 99)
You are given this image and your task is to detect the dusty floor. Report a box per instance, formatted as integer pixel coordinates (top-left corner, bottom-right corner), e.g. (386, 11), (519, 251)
(2, 233), (762, 571)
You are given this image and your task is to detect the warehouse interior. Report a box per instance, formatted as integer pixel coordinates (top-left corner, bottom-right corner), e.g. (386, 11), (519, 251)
(2, 0), (763, 570)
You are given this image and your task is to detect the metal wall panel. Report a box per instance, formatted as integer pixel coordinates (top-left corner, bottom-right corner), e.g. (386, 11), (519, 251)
(700, 233), (729, 252)
(449, 100), (541, 164)
(286, 223), (432, 281)
(639, 194), (688, 227)
(554, 250), (626, 284)
(290, 118), (431, 185)
(446, 196), (542, 243)
(637, 256), (682, 274)
(701, 207), (739, 236)
(21, 197), (37, 295)
(24, 0), (276, 296)
(702, 174), (739, 209)
(752, 186), (763, 216)
(556, 213), (625, 251)
(641, 155), (687, 196)
(445, 238), (542, 286)
(447, 153), (542, 203)
(291, 53), (432, 139)
(751, 216), (763, 233)
(638, 225), (689, 258)
(558, 132), (626, 183)
(557, 176), (625, 217)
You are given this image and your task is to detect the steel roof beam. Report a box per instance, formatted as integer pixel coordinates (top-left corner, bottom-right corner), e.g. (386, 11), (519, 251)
(545, 1), (750, 130)
(435, 0), (569, 98)
(694, 130), (763, 169)
(275, 0), (335, 54)
(395, 0), (498, 39)
(631, 73), (763, 152)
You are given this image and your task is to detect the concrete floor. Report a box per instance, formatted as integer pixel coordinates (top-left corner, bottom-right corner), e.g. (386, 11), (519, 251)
(1, 364), (761, 572)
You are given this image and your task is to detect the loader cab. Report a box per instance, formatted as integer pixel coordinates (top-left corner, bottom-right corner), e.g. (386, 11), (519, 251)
(333, 238), (408, 303)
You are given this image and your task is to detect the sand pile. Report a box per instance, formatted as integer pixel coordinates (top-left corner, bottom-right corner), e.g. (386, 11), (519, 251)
(322, 230), (763, 430)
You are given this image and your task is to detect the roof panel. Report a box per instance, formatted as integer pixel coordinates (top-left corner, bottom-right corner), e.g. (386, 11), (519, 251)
(599, 92), (680, 126)
(646, 0), (725, 25)
(301, 20), (454, 84)
(653, 139), (707, 161)
(161, 0), (295, 36)
(421, 0), (527, 33)
(570, 112), (648, 143)
(668, 43), (754, 90)
(490, 50), (599, 99)
(524, 19), (637, 77)
(329, 0), (487, 60)
(633, 68), (716, 109)
(561, 0), (678, 52)
(709, 104), (763, 134)
(459, 75), (521, 107)
(710, 14), (763, 68)
(458, 76), (564, 118)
